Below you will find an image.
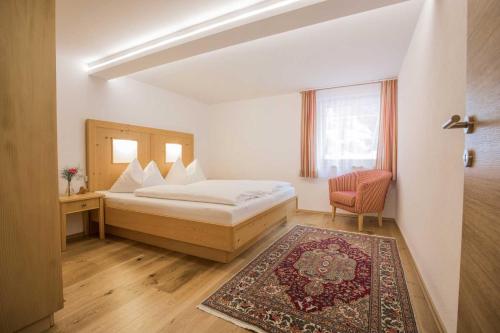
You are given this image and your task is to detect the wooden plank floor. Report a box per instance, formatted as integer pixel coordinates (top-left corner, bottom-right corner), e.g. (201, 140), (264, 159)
(50, 212), (440, 332)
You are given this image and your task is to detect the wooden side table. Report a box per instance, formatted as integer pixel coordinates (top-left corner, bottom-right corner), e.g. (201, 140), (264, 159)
(59, 192), (105, 251)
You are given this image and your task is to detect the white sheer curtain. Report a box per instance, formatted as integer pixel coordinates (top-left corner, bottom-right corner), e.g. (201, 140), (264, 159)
(316, 83), (381, 178)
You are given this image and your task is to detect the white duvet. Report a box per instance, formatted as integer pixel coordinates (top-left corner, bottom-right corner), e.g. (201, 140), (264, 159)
(134, 180), (292, 205)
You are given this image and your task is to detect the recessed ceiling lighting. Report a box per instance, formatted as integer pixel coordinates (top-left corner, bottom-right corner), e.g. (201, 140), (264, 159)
(85, 0), (307, 72)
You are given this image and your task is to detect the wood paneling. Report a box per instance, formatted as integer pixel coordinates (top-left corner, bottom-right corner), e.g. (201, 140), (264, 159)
(86, 119), (194, 191)
(105, 197), (297, 262)
(457, 0), (500, 331)
(151, 132), (194, 176)
(105, 208), (234, 252)
(0, 0), (62, 331)
(48, 212), (440, 333)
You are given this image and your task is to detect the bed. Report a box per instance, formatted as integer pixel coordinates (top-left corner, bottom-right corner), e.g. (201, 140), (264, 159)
(86, 119), (297, 262)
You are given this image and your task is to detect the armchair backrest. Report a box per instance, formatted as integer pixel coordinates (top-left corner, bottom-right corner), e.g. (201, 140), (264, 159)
(355, 170), (393, 187)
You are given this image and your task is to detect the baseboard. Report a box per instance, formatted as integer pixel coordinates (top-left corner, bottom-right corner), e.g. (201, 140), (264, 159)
(296, 209), (396, 223)
(397, 231), (447, 333)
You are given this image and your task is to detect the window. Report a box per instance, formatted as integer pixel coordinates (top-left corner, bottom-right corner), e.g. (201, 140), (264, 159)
(316, 83), (381, 178)
(112, 139), (138, 163)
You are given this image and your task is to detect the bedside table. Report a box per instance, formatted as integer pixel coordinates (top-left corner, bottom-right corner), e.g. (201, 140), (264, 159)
(59, 192), (105, 251)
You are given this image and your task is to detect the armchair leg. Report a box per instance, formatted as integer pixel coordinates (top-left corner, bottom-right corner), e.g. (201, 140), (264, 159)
(332, 206), (336, 221)
(378, 212), (383, 227)
(358, 214), (364, 232)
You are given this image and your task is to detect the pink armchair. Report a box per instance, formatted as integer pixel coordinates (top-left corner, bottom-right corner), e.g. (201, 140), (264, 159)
(329, 170), (392, 231)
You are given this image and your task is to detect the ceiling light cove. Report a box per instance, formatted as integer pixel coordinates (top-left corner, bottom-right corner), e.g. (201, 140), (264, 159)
(85, 0), (318, 73)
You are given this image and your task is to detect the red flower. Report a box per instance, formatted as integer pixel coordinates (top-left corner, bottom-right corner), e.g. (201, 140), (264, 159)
(68, 168), (78, 175)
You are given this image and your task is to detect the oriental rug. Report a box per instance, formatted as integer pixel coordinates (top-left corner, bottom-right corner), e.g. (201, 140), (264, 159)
(199, 225), (417, 333)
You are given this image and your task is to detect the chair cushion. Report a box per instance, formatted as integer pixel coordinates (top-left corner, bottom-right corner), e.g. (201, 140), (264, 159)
(331, 191), (356, 207)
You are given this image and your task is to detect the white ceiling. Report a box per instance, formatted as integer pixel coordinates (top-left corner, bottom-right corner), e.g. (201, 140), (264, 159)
(130, 0), (422, 104)
(57, 0), (422, 105)
(57, 0), (263, 61)
(131, 1), (421, 104)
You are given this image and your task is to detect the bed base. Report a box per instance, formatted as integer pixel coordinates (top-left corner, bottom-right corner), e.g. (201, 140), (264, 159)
(104, 196), (297, 263)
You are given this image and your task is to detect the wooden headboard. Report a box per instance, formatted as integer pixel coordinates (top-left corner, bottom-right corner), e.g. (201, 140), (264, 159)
(85, 119), (194, 191)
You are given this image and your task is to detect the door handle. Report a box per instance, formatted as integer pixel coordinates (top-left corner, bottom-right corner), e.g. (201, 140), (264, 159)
(442, 115), (475, 133)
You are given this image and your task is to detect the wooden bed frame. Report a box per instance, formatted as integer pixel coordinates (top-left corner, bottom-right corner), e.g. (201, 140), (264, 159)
(86, 119), (297, 262)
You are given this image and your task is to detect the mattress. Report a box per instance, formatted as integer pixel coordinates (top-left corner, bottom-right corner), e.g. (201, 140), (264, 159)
(135, 180), (292, 205)
(98, 186), (296, 226)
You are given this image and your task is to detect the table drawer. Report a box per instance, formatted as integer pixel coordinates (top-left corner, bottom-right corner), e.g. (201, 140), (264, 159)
(63, 198), (99, 213)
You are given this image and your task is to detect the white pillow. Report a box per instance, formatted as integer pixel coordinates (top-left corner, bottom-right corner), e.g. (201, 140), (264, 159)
(186, 159), (206, 184)
(164, 158), (188, 185)
(142, 161), (166, 187)
(110, 159), (144, 192)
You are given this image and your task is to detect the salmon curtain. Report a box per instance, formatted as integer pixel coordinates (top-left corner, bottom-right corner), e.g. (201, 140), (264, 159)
(300, 90), (317, 178)
(376, 79), (398, 180)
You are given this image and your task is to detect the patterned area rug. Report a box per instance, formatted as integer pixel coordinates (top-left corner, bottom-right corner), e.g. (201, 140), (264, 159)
(199, 225), (417, 333)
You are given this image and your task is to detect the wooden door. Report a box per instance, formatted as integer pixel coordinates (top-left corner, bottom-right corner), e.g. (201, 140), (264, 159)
(457, 0), (500, 331)
(0, 0), (63, 332)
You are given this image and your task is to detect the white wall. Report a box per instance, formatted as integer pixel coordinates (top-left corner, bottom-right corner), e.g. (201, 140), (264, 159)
(57, 54), (209, 234)
(207, 93), (397, 217)
(397, 0), (466, 331)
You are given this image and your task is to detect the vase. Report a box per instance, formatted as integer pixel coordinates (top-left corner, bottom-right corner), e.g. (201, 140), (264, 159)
(66, 179), (72, 196)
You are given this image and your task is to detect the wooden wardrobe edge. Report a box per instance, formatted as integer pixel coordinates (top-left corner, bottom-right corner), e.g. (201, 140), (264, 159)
(16, 314), (54, 333)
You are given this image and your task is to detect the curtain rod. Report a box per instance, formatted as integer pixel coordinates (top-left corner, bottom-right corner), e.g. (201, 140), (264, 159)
(308, 76), (398, 92)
